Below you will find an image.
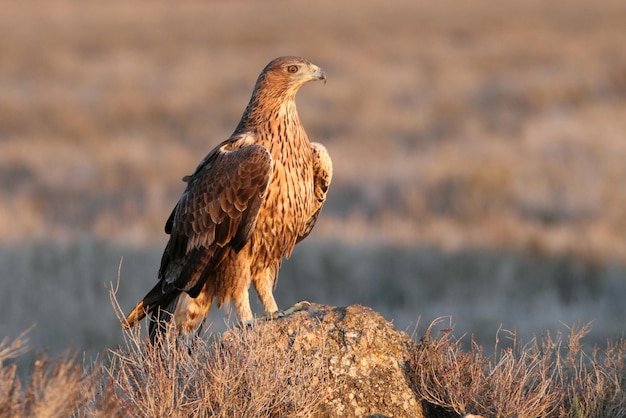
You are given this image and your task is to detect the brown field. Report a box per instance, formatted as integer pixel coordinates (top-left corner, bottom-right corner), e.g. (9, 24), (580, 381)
(0, 0), (625, 261)
(0, 0), (626, 417)
(1, 0), (626, 399)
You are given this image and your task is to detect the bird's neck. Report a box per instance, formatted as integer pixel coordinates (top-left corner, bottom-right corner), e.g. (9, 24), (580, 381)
(233, 80), (302, 134)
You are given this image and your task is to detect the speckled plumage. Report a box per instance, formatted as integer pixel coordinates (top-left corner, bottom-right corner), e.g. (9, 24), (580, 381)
(124, 56), (332, 341)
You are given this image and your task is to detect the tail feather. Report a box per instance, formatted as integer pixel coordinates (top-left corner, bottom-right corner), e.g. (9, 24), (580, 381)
(123, 300), (146, 330)
(148, 302), (177, 343)
(124, 247), (219, 342)
(123, 280), (181, 342)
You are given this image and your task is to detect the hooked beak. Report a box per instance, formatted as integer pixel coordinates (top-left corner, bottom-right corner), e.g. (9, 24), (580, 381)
(311, 64), (327, 84)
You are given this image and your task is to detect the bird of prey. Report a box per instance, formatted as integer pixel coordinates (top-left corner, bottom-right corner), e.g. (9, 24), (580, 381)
(124, 56), (332, 341)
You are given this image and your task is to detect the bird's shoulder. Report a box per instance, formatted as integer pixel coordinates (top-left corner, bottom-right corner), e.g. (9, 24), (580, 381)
(165, 132), (273, 236)
(184, 133), (269, 183)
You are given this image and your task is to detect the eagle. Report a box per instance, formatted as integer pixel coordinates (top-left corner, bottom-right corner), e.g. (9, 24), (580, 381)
(124, 56), (332, 341)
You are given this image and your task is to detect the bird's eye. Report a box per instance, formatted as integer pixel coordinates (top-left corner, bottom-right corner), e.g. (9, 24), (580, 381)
(287, 65), (299, 73)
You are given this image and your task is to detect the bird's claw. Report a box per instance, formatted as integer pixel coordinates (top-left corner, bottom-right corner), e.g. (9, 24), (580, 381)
(241, 301), (312, 327)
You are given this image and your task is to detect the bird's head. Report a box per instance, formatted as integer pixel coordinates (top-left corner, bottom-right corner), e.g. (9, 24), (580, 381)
(257, 56), (326, 94)
(236, 56), (326, 131)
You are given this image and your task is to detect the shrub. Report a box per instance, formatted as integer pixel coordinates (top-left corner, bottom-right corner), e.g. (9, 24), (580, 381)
(409, 318), (626, 417)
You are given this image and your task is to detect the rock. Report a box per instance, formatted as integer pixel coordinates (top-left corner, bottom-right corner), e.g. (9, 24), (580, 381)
(221, 303), (424, 418)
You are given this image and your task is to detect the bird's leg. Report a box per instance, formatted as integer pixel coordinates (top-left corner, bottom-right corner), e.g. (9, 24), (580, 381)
(233, 287), (254, 323)
(252, 272), (279, 314)
(244, 270), (308, 324)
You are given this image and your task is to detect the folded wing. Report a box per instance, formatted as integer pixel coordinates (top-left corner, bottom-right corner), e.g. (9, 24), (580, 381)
(124, 137), (273, 329)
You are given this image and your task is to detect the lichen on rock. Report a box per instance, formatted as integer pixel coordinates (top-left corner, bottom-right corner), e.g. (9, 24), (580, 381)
(222, 303), (424, 418)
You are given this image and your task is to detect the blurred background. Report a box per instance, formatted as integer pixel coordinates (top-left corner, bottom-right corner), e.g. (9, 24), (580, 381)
(1, 0), (625, 359)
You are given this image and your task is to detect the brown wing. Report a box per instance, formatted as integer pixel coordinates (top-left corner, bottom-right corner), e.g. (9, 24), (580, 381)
(162, 138), (272, 294)
(298, 142), (333, 243)
(125, 136), (272, 329)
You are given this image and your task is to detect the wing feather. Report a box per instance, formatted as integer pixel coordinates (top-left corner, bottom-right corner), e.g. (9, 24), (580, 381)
(160, 136), (273, 295)
(298, 142), (333, 243)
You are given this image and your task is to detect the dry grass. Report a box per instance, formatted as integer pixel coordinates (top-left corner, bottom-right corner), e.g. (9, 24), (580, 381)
(0, 330), (96, 418)
(410, 318), (626, 418)
(105, 281), (328, 417)
(96, 271), (327, 417)
(1, 317), (624, 417)
(103, 323), (327, 418)
(0, 284), (327, 417)
(0, 326), (327, 417)
(1, 281), (623, 417)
